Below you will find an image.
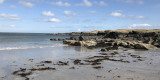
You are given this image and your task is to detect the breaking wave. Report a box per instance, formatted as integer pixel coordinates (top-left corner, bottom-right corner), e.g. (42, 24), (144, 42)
(0, 45), (68, 51)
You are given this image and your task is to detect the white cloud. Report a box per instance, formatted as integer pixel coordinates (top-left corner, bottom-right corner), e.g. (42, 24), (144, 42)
(42, 11), (55, 17)
(43, 18), (61, 22)
(110, 11), (147, 19)
(10, 25), (16, 28)
(49, 18), (61, 22)
(76, 0), (92, 7)
(99, 1), (107, 6)
(111, 0), (144, 5)
(64, 11), (77, 16)
(19, 1), (34, 8)
(83, 0), (92, 7)
(137, 1), (144, 5)
(110, 12), (125, 17)
(136, 16), (146, 19)
(0, 13), (21, 20)
(52, 1), (71, 7)
(128, 15), (146, 19)
(129, 24), (151, 29)
(96, 1), (107, 6)
(113, 0), (133, 3)
(131, 24), (151, 27)
(89, 11), (96, 14)
(0, 0), (4, 4)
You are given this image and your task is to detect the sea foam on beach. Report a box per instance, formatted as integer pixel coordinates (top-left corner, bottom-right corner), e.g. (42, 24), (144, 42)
(0, 45), (68, 51)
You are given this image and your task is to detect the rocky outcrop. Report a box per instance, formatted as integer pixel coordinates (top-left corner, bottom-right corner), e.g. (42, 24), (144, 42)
(63, 40), (97, 47)
(62, 36), (157, 50)
(50, 29), (160, 50)
(103, 31), (160, 48)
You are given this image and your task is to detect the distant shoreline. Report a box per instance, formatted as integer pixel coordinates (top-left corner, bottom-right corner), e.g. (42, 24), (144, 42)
(48, 29), (160, 36)
(0, 29), (160, 35)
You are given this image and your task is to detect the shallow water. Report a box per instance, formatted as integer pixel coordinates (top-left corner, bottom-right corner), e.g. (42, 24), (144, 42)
(0, 33), (160, 80)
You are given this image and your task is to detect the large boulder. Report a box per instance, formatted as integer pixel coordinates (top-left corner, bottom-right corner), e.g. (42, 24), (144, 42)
(63, 40), (97, 47)
(63, 40), (77, 45)
(83, 41), (97, 47)
(77, 41), (97, 47)
(117, 41), (128, 48)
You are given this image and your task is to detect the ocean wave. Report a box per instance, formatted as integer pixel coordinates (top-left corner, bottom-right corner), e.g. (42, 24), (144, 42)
(0, 45), (68, 51)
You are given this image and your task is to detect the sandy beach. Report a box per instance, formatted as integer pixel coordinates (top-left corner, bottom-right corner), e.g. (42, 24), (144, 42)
(0, 45), (160, 80)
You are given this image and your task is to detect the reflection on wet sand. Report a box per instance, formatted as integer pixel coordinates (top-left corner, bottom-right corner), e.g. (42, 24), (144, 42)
(62, 46), (97, 52)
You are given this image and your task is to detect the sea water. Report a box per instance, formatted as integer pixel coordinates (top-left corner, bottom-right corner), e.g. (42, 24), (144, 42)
(0, 33), (97, 80)
(0, 33), (71, 51)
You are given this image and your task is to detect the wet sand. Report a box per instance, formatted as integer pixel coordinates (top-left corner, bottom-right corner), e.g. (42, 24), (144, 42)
(0, 46), (160, 80)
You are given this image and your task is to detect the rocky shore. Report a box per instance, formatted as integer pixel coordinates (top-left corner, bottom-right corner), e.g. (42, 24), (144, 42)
(50, 29), (160, 50)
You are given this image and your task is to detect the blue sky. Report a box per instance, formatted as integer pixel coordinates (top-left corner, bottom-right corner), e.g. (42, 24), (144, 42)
(0, 0), (160, 33)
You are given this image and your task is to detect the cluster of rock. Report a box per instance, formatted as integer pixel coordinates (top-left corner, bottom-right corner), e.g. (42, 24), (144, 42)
(50, 29), (160, 50)
(103, 30), (160, 47)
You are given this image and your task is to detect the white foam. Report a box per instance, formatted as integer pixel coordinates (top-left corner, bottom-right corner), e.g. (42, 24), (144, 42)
(0, 45), (68, 51)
